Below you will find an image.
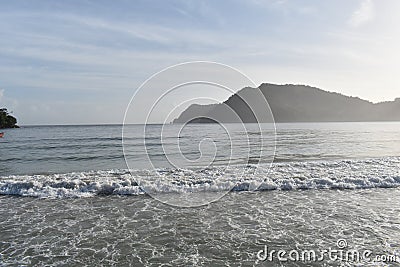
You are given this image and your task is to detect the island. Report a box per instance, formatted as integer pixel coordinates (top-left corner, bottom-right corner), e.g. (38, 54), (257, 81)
(0, 108), (19, 128)
(173, 83), (400, 123)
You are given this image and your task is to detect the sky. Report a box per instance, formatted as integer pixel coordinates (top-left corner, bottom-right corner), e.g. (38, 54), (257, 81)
(0, 0), (399, 125)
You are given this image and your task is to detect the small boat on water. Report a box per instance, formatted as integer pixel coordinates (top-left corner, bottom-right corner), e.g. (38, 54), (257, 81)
(0, 132), (4, 138)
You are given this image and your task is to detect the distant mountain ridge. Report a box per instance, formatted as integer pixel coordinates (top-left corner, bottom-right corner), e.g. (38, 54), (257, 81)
(173, 83), (400, 123)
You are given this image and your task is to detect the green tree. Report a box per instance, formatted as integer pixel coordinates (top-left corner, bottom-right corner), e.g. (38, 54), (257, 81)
(0, 108), (19, 128)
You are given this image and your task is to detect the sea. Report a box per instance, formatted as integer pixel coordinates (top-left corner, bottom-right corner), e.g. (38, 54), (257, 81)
(1, 122), (400, 266)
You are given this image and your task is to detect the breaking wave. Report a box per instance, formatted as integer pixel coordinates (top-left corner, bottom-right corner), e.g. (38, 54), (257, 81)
(0, 157), (399, 198)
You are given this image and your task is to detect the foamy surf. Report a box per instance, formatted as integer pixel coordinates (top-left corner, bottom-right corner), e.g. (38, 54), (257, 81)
(1, 157), (399, 198)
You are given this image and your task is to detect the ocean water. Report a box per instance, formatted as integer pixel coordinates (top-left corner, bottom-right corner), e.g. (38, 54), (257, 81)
(1, 122), (400, 266)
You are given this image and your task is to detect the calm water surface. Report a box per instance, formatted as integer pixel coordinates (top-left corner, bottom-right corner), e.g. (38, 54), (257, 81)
(1, 122), (400, 266)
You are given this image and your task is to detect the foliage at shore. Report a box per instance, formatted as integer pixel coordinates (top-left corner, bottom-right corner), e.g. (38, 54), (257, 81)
(0, 108), (19, 128)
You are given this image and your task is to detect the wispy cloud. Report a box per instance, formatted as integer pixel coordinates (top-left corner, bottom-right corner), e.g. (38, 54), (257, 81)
(0, 89), (4, 103)
(1, 0), (399, 124)
(349, 0), (375, 27)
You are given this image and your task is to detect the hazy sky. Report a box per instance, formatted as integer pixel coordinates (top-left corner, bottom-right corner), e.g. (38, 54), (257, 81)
(1, 0), (399, 125)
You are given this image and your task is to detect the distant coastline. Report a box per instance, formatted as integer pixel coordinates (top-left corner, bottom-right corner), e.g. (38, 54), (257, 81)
(173, 84), (400, 123)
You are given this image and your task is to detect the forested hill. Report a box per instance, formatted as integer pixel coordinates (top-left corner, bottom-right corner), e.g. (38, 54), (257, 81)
(173, 84), (400, 123)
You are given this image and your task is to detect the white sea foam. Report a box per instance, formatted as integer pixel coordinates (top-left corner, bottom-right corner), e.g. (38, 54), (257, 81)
(0, 157), (399, 198)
